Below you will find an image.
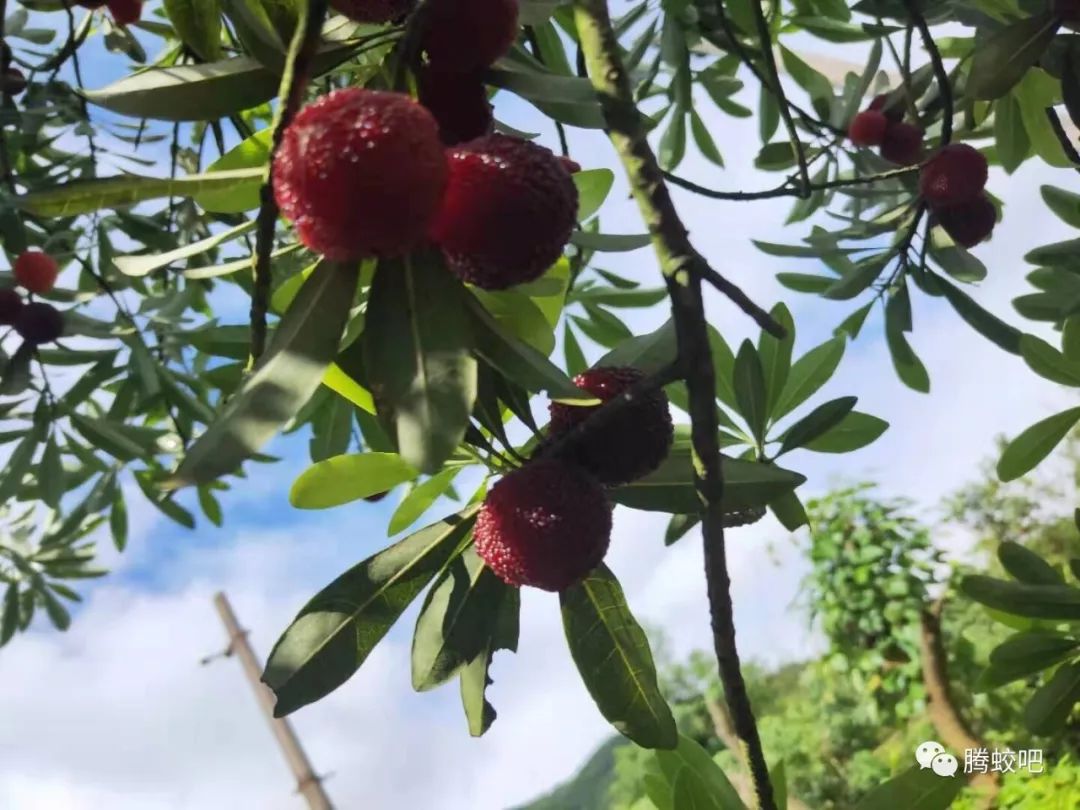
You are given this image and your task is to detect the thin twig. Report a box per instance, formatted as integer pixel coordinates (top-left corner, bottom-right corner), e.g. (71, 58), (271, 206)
(1046, 107), (1080, 170)
(698, 265), (785, 338)
(662, 163), (917, 201)
(249, 0), (329, 365)
(525, 25), (571, 156)
(0, 0), (14, 193)
(574, 2), (777, 807)
(902, 0), (951, 146)
(61, 1), (96, 168)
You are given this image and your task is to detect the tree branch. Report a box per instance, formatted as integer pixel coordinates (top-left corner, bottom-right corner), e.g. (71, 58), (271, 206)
(698, 265), (785, 338)
(902, 0), (952, 146)
(662, 163), (917, 201)
(574, 2), (776, 806)
(249, 0), (329, 365)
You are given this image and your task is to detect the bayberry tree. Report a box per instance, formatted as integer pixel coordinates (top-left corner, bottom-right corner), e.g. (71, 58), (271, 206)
(1, 0), (1079, 806)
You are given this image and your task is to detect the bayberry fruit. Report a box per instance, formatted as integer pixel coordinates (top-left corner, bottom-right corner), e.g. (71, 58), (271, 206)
(0, 289), (22, 325)
(13, 250), (59, 294)
(1, 68), (25, 97)
(880, 122), (924, 166)
(330, 0), (413, 22)
(423, 0), (519, 73)
(14, 302), (64, 345)
(417, 67), (493, 145)
(107, 0), (142, 25)
(547, 366), (674, 486)
(919, 143), (988, 206)
(558, 156), (582, 174)
(273, 88), (447, 260)
(868, 92), (903, 122)
(848, 110), (889, 147)
(474, 460), (612, 591)
(430, 134), (578, 290)
(935, 194), (996, 248)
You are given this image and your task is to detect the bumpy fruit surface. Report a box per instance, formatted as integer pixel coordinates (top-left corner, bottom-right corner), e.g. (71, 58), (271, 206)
(547, 366), (674, 486)
(848, 110), (889, 147)
(417, 67), (493, 145)
(0, 289), (23, 325)
(879, 122), (923, 166)
(14, 302), (64, 345)
(919, 143), (987, 206)
(430, 134), (578, 289)
(107, 0), (142, 25)
(868, 92), (903, 122)
(330, 0), (413, 22)
(273, 88), (447, 260)
(1, 68), (25, 97)
(935, 194), (996, 248)
(474, 460), (612, 591)
(423, 0), (519, 73)
(13, 250), (59, 294)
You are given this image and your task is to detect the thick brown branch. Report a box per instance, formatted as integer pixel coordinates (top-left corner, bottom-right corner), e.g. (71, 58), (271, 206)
(574, 2), (776, 807)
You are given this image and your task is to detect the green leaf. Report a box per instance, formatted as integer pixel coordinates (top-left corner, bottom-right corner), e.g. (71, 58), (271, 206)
(886, 315), (930, 393)
(733, 340), (767, 442)
(570, 231), (652, 252)
(659, 107), (687, 170)
(966, 12), (1060, 100)
(41, 587), (71, 631)
(165, 260), (359, 489)
(0, 432), (38, 507)
(824, 254), (886, 300)
(564, 322), (587, 376)
(997, 406), (1080, 481)
(961, 575), (1080, 619)
(754, 141), (796, 171)
(775, 273), (833, 294)
(1015, 69), (1073, 168)
(561, 564), (677, 749)
(976, 632), (1079, 691)
(779, 46), (834, 117)
(759, 84), (779, 142)
(290, 452), (418, 510)
(197, 128), (272, 212)
(14, 168), (263, 218)
(411, 546), (512, 690)
(769, 490), (809, 531)
(1047, 184), (1080, 229)
(802, 411), (889, 453)
(707, 326), (738, 410)
(1024, 661), (1080, 735)
(110, 487), (128, 552)
(0, 584), (18, 646)
(778, 397), (857, 455)
(610, 453), (806, 514)
(689, 107), (724, 166)
(773, 338), (845, 421)
(1020, 333), (1080, 386)
(363, 254), (477, 475)
(39, 436), (64, 510)
(114, 220), (256, 276)
(596, 320), (677, 376)
(757, 303), (794, 417)
(263, 508), (478, 716)
(853, 766), (965, 810)
(664, 513), (700, 546)
(388, 467), (461, 536)
(574, 168), (615, 221)
(474, 288), (555, 356)
(459, 577), (519, 737)
(999, 542), (1065, 585)
(930, 274), (1021, 354)
(994, 92), (1030, 173)
(485, 66), (605, 128)
(164, 0), (223, 61)
(654, 734), (746, 810)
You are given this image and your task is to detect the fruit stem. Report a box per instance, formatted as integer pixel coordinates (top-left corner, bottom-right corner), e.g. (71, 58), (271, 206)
(573, 2), (777, 808)
(249, 0), (330, 367)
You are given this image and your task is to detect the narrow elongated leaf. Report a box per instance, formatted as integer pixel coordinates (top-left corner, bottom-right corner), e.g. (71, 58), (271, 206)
(1024, 661), (1080, 735)
(197, 127), (273, 212)
(388, 467), (461, 536)
(961, 575), (1080, 619)
(570, 231), (652, 252)
(773, 338), (845, 420)
(853, 766), (965, 810)
(163, 0), (223, 61)
(0, 432), (38, 507)
(165, 260), (359, 489)
(802, 411), (888, 453)
(114, 220), (256, 276)
(654, 734), (746, 810)
(1042, 185), (1080, 228)
(757, 303), (794, 416)
(1020, 334), (1080, 386)
(733, 341), (767, 441)
(769, 490), (809, 531)
(0, 584), (18, 646)
(778, 397), (857, 455)
(994, 92), (1030, 173)
(460, 579), (519, 736)
(39, 436), (64, 510)
(561, 564), (677, 749)
(597, 320), (677, 375)
(263, 509), (478, 716)
(997, 406), (1080, 482)
(999, 542), (1064, 585)
(976, 632), (1079, 691)
(363, 254), (477, 474)
(967, 12), (1060, 100)
(290, 452), (418, 510)
(931, 274), (1021, 354)
(574, 169), (615, 221)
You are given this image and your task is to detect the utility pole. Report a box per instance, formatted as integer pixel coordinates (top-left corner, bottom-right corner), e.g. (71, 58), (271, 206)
(208, 592), (334, 810)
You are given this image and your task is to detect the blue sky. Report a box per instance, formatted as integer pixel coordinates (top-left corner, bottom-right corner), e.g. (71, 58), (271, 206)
(1, 7), (1079, 810)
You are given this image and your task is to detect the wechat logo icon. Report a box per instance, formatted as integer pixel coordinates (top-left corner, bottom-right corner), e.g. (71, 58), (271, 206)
(915, 741), (958, 777)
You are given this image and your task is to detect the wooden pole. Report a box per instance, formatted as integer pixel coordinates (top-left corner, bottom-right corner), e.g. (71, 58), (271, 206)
(212, 592), (334, 810)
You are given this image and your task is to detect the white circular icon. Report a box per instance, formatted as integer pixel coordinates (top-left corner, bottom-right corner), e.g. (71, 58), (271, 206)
(931, 752), (959, 777)
(915, 740), (946, 769)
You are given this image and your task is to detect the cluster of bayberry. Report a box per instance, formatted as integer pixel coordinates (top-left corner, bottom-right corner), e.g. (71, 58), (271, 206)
(918, 143), (995, 247)
(847, 93), (924, 166)
(273, 0), (580, 291)
(0, 251), (65, 345)
(474, 367), (675, 592)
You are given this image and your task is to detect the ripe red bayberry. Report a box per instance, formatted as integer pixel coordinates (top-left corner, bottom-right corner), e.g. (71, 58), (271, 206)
(919, 143), (988, 206)
(558, 156), (582, 174)
(0, 289), (23, 325)
(14, 250), (59, 294)
(848, 110), (889, 147)
(868, 92), (903, 122)
(107, 0), (142, 25)
(935, 194), (996, 248)
(423, 0), (519, 73)
(1, 68), (26, 97)
(474, 460), (612, 591)
(14, 302), (64, 345)
(430, 134), (578, 290)
(417, 67), (493, 145)
(547, 366), (674, 486)
(273, 88), (447, 260)
(880, 122), (924, 166)
(330, 0), (413, 22)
